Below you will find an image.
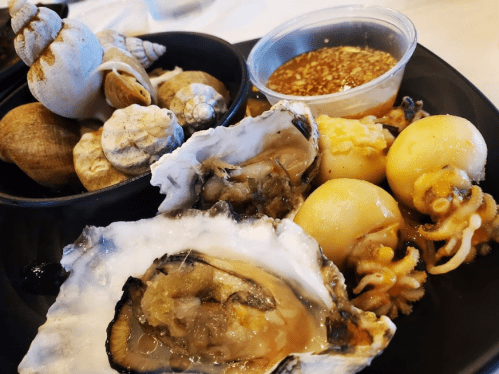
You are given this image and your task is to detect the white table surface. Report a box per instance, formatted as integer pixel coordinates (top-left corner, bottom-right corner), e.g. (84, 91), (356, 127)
(3, 0), (499, 112)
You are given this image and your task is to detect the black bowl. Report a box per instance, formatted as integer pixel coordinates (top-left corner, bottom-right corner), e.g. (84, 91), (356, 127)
(0, 31), (250, 218)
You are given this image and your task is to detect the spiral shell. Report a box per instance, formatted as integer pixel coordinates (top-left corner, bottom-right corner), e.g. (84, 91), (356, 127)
(101, 104), (184, 175)
(170, 83), (228, 136)
(0, 102), (81, 189)
(96, 29), (167, 69)
(73, 127), (131, 191)
(97, 30), (158, 109)
(9, 0), (113, 121)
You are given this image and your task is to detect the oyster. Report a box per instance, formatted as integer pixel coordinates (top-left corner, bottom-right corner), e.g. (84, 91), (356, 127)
(18, 202), (395, 374)
(150, 100), (320, 218)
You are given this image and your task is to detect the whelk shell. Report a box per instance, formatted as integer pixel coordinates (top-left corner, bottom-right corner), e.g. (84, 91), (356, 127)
(9, 0), (113, 121)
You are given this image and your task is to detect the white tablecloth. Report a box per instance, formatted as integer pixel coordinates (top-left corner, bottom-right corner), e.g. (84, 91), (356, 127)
(3, 0), (499, 111)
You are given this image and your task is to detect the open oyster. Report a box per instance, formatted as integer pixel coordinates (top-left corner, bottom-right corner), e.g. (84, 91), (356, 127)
(150, 100), (320, 218)
(18, 202), (395, 374)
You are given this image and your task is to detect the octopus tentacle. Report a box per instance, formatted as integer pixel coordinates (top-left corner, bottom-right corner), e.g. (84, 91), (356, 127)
(421, 185), (483, 241)
(351, 246), (426, 319)
(428, 213), (482, 274)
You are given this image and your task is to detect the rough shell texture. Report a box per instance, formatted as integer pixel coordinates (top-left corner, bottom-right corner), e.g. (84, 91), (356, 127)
(18, 203), (395, 374)
(73, 127), (130, 191)
(157, 70), (230, 110)
(150, 100), (320, 216)
(170, 82), (228, 136)
(96, 29), (166, 69)
(10, 0), (113, 121)
(10, 1), (62, 66)
(101, 104), (184, 175)
(98, 45), (158, 108)
(0, 102), (81, 189)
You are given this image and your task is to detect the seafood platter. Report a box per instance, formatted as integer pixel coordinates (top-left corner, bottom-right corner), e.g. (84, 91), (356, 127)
(1, 1), (499, 374)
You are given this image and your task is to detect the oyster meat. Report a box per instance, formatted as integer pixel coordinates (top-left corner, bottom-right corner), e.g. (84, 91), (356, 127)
(18, 202), (395, 374)
(150, 100), (321, 218)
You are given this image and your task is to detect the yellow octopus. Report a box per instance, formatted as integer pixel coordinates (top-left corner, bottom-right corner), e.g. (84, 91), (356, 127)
(386, 115), (499, 274)
(294, 178), (427, 319)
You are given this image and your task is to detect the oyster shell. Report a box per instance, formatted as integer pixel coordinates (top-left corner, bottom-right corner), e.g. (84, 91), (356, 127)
(18, 202), (395, 374)
(150, 100), (320, 218)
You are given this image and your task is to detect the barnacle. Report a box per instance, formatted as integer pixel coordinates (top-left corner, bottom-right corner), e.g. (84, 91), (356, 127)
(386, 115), (498, 274)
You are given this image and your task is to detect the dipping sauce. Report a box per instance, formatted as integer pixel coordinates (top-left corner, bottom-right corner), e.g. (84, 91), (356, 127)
(267, 46), (398, 96)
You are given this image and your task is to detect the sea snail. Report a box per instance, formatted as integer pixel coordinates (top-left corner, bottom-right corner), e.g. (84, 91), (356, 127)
(293, 178), (427, 319)
(9, 0), (112, 121)
(9, 0), (166, 122)
(96, 29), (162, 110)
(386, 115), (499, 274)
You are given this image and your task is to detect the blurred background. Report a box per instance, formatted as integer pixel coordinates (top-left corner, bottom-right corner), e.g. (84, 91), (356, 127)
(1, 0), (498, 109)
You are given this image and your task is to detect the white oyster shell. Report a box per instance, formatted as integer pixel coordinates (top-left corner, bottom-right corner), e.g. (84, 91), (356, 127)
(101, 104), (184, 175)
(150, 100), (320, 216)
(18, 204), (395, 374)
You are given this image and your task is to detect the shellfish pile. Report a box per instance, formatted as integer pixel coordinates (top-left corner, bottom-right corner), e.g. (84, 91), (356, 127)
(1, 0), (231, 191)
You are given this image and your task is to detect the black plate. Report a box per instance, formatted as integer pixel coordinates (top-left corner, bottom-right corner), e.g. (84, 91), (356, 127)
(1, 39), (499, 374)
(238, 40), (499, 374)
(0, 3), (69, 102)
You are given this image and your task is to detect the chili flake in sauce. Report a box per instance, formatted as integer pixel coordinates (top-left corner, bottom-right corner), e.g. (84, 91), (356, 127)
(267, 46), (398, 96)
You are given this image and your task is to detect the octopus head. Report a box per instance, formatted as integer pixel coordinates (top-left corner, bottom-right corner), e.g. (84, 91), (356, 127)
(293, 178), (403, 270)
(386, 115), (487, 211)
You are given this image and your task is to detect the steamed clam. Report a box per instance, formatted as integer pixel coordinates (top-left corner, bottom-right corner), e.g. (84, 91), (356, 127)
(18, 202), (395, 374)
(151, 100), (320, 218)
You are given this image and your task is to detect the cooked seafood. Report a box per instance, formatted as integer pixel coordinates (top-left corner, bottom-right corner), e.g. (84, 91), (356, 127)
(169, 82), (228, 137)
(0, 102), (81, 189)
(315, 115), (395, 185)
(73, 127), (131, 191)
(294, 178), (426, 319)
(101, 104), (184, 175)
(18, 203), (395, 374)
(386, 115), (499, 274)
(150, 100), (320, 218)
(157, 70), (230, 136)
(97, 33), (158, 109)
(95, 29), (166, 69)
(8, 0), (166, 121)
(8, 0), (112, 121)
